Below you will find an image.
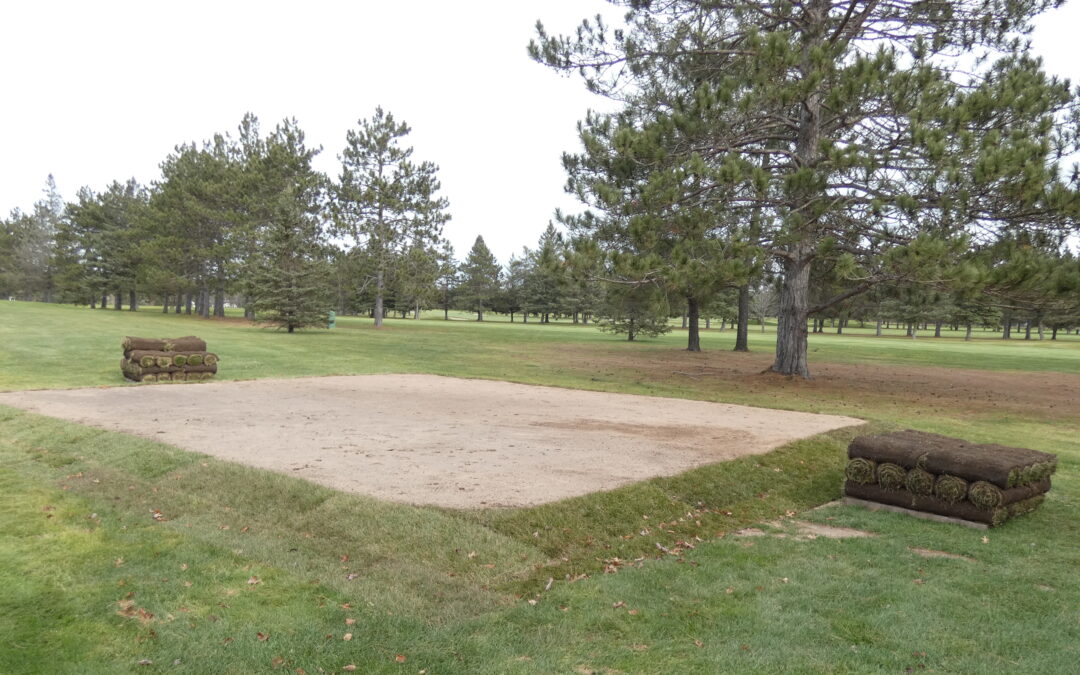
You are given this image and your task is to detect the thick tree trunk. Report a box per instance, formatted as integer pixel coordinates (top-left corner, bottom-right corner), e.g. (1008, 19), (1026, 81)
(444, 304), (449, 320)
(573, 311), (579, 324)
(129, 289), (138, 311)
(90, 297), (96, 309)
(214, 284), (225, 318)
(734, 284), (749, 352)
(1002, 311), (1012, 339)
(719, 317), (727, 331)
(934, 321), (942, 338)
(705, 317), (711, 330)
(1051, 327), (1058, 340)
(477, 304), (483, 321)
(374, 269), (384, 328)
(771, 251), (811, 377)
(199, 285), (210, 318)
(1024, 321), (1032, 340)
(627, 317), (636, 342)
(162, 294), (169, 313)
(681, 311), (687, 329)
(1037, 320), (1045, 340)
(686, 297), (701, 352)
(965, 324), (973, 341)
(875, 318), (882, 337)
(114, 292), (122, 310)
(414, 302), (421, 320)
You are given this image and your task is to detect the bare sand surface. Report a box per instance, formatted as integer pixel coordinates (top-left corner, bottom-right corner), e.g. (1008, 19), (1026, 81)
(0, 374), (862, 508)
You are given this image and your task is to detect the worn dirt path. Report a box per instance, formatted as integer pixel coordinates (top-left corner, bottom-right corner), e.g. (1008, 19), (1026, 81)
(0, 374), (861, 508)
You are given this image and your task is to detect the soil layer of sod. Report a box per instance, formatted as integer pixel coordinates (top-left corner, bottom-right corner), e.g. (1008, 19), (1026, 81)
(0, 374), (861, 508)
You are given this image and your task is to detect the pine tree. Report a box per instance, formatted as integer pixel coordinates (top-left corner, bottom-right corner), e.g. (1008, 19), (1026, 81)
(333, 108), (450, 327)
(534, 1), (1080, 376)
(250, 119), (328, 333)
(459, 235), (501, 321)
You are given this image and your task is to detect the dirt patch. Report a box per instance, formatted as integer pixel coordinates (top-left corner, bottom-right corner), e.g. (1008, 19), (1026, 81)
(794, 521), (876, 539)
(909, 547), (974, 561)
(0, 374), (860, 509)
(552, 344), (1080, 422)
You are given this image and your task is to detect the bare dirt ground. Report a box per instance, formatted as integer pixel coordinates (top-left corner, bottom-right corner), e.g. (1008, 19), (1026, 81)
(0, 374), (861, 508)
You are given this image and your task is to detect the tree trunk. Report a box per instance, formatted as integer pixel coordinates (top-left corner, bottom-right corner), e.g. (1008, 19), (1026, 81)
(627, 317), (636, 342)
(719, 317), (727, 331)
(162, 294), (169, 313)
(477, 303), (483, 321)
(214, 282), (225, 318)
(934, 321), (942, 338)
(414, 302), (421, 320)
(1024, 321), (1032, 340)
(686, 297), (701, 352)
(573, 310), (579, 324)
(199, 284), (210, 318)
(113, 292), (121, 310)
(965, 323), (973, 341)
(129, 289), (138, 311)
(374, 269), (384, 328)
(875, 318), (882, 337)
(90, 297), (96, 309)
(288, 324), (294, 334)
(1051, 327), (1058, 340)
(1002, 311), (1012, 339)
(734, 284), (750, 352)
(771, 250), (812, 377)
(444, 304), (449, 320)
(705, 317), (711, 329)
(681, 311), (687, 329)
(1037, 320), (1045, 340)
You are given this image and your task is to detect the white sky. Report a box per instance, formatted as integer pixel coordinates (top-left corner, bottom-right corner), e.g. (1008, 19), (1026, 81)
(1, 1), (1078, 264)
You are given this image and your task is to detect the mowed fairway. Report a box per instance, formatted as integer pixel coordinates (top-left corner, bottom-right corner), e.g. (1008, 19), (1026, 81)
(2, 301), (1079, 673)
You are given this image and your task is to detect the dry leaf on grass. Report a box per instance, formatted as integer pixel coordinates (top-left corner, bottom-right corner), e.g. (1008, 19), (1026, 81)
(395, 654), (407, 663)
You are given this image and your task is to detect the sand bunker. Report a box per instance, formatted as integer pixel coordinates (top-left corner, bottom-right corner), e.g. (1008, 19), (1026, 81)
(0, 374), (861, 508)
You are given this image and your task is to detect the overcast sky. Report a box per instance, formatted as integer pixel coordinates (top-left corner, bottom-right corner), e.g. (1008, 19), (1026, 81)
(2, 1), (1078, 264)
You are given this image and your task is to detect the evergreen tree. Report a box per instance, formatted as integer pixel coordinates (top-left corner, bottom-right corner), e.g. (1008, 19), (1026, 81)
(250, 119), (328, 333)
(534, 0), (1080, 376)
(459, 235), (501, 321)
(333, 107), (450, 328)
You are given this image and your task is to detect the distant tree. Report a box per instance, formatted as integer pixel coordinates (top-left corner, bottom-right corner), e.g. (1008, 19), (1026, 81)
(458, 235), (501, 321)
(333, 107), (450, 328)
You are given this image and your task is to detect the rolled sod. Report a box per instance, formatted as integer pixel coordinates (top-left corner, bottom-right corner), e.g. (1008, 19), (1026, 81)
(849, 430), (1057, 488)
(877, 463), (907, 491)
(202, 353), (219, 366)
(163, 336), (207, 352)
(157, 372), (173, 382)
(141, 374), (158, 383)
(172, 354), (188, 367)
(934, 474), (969, 503)
(845, 458), (877, 484)
(123, 336), (167, 352)
(844, 482), (1047, 527)
(186, 353), (204, 366)
(905, 467), (935, 496)
(968, 478), (1051, 510)
(172, 372), (188, 382)
(182, 364), (217, 374)
(128, 350), (167, 368)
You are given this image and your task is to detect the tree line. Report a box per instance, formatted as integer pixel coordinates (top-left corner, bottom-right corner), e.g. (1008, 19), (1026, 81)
(5, 2), (1080, 375)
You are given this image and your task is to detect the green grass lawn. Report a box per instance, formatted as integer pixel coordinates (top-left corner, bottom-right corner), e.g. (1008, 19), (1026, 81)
(1, 301), (1079, 673)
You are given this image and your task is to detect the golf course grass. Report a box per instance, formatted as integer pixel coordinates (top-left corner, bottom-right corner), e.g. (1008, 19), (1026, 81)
(1, 301), (1078, 673)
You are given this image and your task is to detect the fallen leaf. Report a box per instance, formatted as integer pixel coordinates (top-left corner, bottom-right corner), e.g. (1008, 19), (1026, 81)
(395, 654), (407, 663)
(781, 578), (789, 584)
(981, 536), (989, 544)
(345, 618), (356, 625)
(240, 526), (250, 533)
(612, 601), (627, 609)
(341, 603), (352, 609)
(467, 551), (477, 559)
(694, 639), (704, 648)
(343, 633), (353, 641)
(271, 656), (285, 667)
(183, 581), (193, 588)
(725, 587), (735, 595)
(340, 554), (349, 563)
(180, 563), (189, 571)
(343, 665), (357, 672)
(257, 632), (269, 641)
(223, 637), (234, 645)
(248, 576), (261, 586)
(527, 599), (538, 606)
(627, 609), (639, 616)
(913, 578), (925, 585)
(137, 659), (153, 666)
(346, 573), (359, 580)
(114, 558), (125, 567)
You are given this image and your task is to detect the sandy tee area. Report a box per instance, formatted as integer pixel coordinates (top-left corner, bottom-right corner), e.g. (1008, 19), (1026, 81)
(0, 374), (862, 508)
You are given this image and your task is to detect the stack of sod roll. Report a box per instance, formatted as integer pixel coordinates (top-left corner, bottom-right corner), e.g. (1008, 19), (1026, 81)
(843, 430), (1056, 527)
(120, 336), (220, 383)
